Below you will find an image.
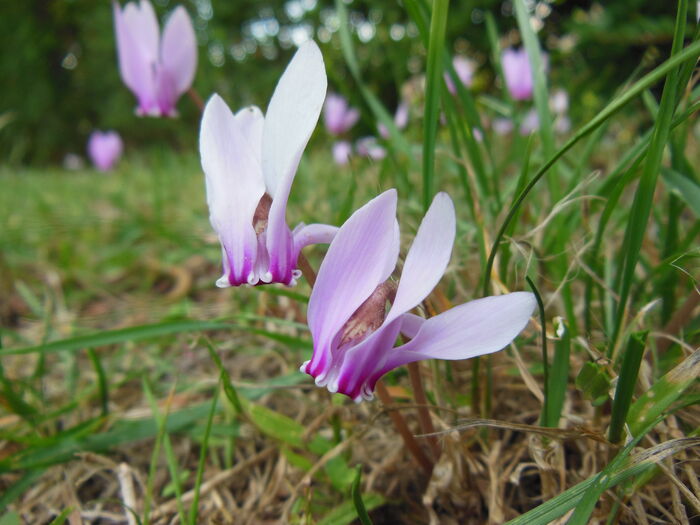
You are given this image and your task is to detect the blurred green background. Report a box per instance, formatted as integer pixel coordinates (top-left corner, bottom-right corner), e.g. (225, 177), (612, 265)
(0, 0), (679, 165)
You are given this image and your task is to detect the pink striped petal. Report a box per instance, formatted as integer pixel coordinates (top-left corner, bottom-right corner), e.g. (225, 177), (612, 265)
(304, 190), (399, 380)
(385, 292), (536, 370)
(384, 192), (455, 325)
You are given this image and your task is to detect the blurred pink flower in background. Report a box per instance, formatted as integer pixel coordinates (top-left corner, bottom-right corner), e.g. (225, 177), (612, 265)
(87, 130), (123, 171)
(519, 108), (539, 135)
(502, 48), (533, 100)
(323, 93), (359, 136)
(444, 56), (474, 95)
(332, 141), (352, 165)
(550, 89), (569, 114)
(113, 0), (197, 117)
(356, 136), (386, 161)
(492, 117), (514, 135)
(378, 101), (409, 139)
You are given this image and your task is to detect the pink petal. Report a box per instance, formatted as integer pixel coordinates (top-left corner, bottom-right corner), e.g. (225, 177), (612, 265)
(305, 190), (399, 379)
(502, 48), (533, 101)
(292, 223), (338, 256)
(384, 192), (455, 325)
(113, 1), (158, 110)
(385, 292), (536, 369)
(200, 94), (265, 286)
(160, 6), (197, 96)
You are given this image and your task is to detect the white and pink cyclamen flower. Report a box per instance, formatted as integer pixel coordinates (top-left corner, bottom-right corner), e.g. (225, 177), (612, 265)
(378, 102), (409, 139)
(87, 130), (123, 171)
(323, 94), (360, 136)
(502, 48), (533, 101)
(444, 56), (474, 95)
(200, 41), (337, 287)
(113, 0), (197, 116)
(301, 189), (536, 402)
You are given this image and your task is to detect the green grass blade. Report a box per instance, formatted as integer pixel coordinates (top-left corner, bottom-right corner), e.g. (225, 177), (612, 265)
(421, 0), (449, 211)
(481, 37), (700, 296)
(87, 348), (109, 417)
(609, 0), (688, 351)
(513, 0), (556, 199)
(545, 318), (570, 428)
(526, 277), (548, 427)
(318, 493), (385, 525)
(142, 378), (187, 525)
(188, 380), (219, 525)
(47, 508), (73, 525)
(662, 167), (700, 217)
(608, 332), (647, 444)
(351, 465), (373, 525)
(627, 348), (700, 437)
(0, 320), (232, 356)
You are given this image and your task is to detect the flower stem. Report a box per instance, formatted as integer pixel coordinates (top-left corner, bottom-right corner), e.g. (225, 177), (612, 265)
(188, 87), (205, 112)
(375, 381), (433, 475)
(297, 252), (317, 287)
(407, 362), (441, 459)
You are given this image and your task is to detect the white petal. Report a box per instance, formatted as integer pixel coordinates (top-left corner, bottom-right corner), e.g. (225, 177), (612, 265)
(200, 94), (265, 283)
(262, 40), (327, 198)
(386, 292), (536, 369)
(233, 106), (264, 166)
(263, 41), (327, 278)
(384, 192), (455, 325)
(160, 6), (197, 96)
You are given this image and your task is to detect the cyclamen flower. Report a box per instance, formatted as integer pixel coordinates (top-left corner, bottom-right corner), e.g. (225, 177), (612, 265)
(356, 137), (386, 161)
(200, 41), (336, 287)
(502, 48), (533, 101)
(444, 56), (474, 95)
(87, 130), (123, 171)
(113, 0), (197, 116)
(323, 93), (359, 136)
(378, 102), (409, 139)
(332, 141), (352, 165)
(301, 189), (536, 402)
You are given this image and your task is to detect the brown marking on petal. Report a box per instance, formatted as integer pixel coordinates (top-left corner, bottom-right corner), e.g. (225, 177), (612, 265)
(253, 193), (273, 234)
(338, 281), (397, 347)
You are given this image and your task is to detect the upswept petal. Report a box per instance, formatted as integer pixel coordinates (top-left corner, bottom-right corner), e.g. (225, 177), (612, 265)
(262, 40), (327, 197)
(305, 190), (399, 377)
(234, 106), (264, 164)
(384, 192), (456, 325)
(200, 94), (265, 286)
(383, 292), (536, 370)
(113, 1), (154, 102)
(292, 223), (339, 255)
(263, 40), (327, 282)
(161, 6), (197, 96)
(122, 1), (159, 64)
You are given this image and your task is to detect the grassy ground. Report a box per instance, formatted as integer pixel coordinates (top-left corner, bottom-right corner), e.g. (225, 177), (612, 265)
(0, 112), (698, 524)
(1, 2), (699, 523)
